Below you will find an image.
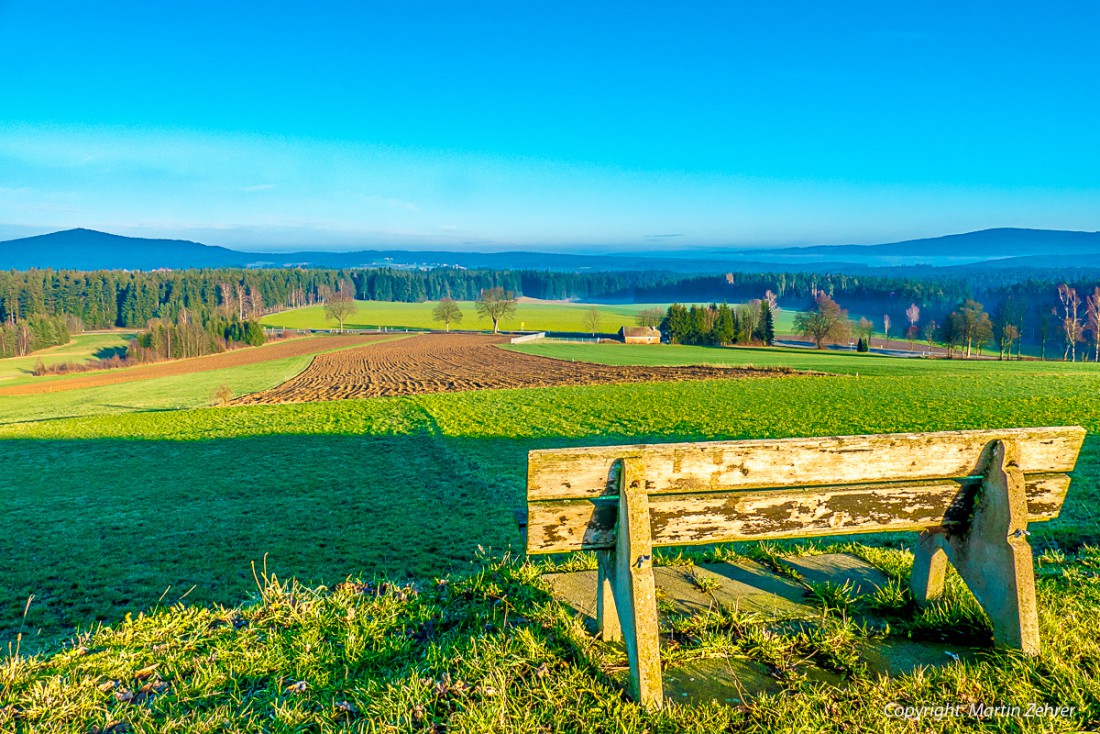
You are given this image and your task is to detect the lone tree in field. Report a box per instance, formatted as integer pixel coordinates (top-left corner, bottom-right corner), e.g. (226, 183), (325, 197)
(635, 307), (664, 329)
(857, 317), (873, 343)
(323, 287), (357, 333)
(432, 297), (463, 332)
(992, 299), (1026, 361)
(795, 293), (850, 349)
(906, 303), (920, 330)
(905, 303), (920, 351)
(214, 383), (233, 406)
(475, 287), (518, 334)
(951, 300), (993, 358)
(882, 314), (892, 344)
(924, 320), (937, 353)
(582, 306), (601, 336)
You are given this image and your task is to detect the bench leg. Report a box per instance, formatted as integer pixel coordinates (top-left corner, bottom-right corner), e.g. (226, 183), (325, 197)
(596, 550), (621, 642)
(610, 457), (663, 708)
(911, 440), (1041, 654)
(910, 529), (948, 604)
(946, 439), (1040, 654)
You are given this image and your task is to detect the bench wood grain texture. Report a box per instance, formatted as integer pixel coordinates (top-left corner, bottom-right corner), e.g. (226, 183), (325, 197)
(522, 426), (1085, 708)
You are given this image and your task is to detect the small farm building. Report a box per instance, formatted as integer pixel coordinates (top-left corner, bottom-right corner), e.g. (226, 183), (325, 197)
(619, 326), (661, 344)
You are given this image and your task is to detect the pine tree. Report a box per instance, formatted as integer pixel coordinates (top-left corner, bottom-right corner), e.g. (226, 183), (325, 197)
(759, 301), (775, 345)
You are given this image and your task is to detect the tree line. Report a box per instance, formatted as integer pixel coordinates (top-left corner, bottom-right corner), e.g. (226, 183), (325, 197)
(661, 299), (776, 346)
(0, 314), (70, 358)
(790, 283), (1100, 360)
(3, 266), (1100, 355)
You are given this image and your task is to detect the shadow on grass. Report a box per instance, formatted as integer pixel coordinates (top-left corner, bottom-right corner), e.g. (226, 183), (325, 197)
(2, 430), (1097, 654)
(92, 345), (130, 360)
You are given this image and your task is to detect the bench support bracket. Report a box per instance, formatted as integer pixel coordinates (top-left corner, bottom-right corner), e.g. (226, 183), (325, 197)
(910, 439), (1040, 654)
(597, 457), (663, 707)
(596, 549), (621, 642)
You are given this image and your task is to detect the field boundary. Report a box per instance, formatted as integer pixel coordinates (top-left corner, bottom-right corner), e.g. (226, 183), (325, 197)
(509, 332), (546, 344)
(0, 335), (402, 397)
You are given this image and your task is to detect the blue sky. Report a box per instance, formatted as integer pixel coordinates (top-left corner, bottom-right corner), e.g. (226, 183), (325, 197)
(0, 1), (1097, 251)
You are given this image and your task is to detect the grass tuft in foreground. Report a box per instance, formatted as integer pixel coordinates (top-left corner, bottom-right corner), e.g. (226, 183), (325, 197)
(4, 549), (1099, 733)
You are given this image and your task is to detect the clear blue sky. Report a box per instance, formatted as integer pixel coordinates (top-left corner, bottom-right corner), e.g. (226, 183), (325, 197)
(1, 1), (1097, 251)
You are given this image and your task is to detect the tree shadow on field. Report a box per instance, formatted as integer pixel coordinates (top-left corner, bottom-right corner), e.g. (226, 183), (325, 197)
(1, 430), (1096, 654)
(0, 433), (525, 652)
(92, 345), (129, 360)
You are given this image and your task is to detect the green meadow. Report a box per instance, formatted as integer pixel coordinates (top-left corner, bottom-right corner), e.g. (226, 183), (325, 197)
(3, 342), (1099, 731)
(507, 340), (1075, 376)
(261, 299), (802, 335)
(0, 331), (134, 387)
(3, 345), (1099, 645)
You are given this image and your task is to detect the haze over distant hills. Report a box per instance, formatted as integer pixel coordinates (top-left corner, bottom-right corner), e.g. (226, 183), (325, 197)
(1, 227), (1098, 274)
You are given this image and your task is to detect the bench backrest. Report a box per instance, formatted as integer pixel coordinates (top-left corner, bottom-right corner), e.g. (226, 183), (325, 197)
(524, 426), (1085, 554)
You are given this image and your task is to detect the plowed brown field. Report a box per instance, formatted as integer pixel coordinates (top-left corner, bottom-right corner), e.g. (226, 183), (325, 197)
(232, 333), (790, 405)
(0, 334), (393, 396)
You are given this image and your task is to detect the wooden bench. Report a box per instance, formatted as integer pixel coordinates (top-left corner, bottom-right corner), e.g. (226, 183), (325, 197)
(521, 426), (1085, 707)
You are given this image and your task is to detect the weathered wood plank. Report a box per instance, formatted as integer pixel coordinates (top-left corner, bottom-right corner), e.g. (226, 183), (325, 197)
(525, 473), (1071, 554)
(527, 426), (1085, 501)
(611, 458), (663, 707)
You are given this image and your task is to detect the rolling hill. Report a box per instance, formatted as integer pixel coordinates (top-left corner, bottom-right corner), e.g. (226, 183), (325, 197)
(2, 227), (1098, 273)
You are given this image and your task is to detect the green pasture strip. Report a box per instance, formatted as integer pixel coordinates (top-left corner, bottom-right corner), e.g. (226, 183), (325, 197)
(507, 340), (1096, 377)
(0, 332), (135, 386)
(261, 299), (778, 334)
(0, 335), (408, 425)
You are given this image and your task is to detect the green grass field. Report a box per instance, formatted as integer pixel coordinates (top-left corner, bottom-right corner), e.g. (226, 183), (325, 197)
(261, 299), (803, 335)
(4, 343), (1099, 731)
(0, 332), (134, 387)
(4, 349), (1099, 644)
(507, 340), (1080, 377)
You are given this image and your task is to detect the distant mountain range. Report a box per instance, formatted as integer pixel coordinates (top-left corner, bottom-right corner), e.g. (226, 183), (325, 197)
(754, 228), (1100, 267)
(1, 227), (1098, 274)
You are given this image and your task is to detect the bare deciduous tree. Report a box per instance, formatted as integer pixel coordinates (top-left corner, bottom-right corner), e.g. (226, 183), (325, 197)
(475, 287), (518, 334)
(794, 293), (850, 349)
(582, 306), (601, 336)
(16, 322), (32, 356)
(635, 307), (664, 329)
(882, 314), (891, 344)
(323, 287), (357, 333)
(214, 384), (233, 406)
(906, 303), (920, 329)
(1059, 284), (1084, 362)
(857, 317), (873, 342)
(906, 324), (920, 352)
(1003, 324), (1021, 360)
(218, 283), (234, 318)
(923, 320), (937, 354)
(906, 303), (920, 348)
(1086, 287), (1100, 363)
(249, 287), (264, 318)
